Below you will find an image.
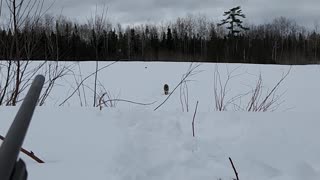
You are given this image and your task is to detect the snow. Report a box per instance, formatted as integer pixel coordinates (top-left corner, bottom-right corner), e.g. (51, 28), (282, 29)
(40, 61), (320, 112)
(1, 62), (320, 180)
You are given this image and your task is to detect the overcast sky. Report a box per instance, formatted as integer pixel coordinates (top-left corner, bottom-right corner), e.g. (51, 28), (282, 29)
(3, 0), (320, 28)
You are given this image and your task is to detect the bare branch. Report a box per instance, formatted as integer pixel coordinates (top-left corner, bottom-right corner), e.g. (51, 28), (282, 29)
(59, 61), (118, 106)
(192, 101), (199, 137)
(154, 63), (201, 111)
(229, 157), (239, 180)
(0, 134), (44, 163)
(98, 98), (157, 108)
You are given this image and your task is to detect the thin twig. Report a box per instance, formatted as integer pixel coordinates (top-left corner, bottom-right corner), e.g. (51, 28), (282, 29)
(98, 89), (119, 109)
(0, 134), (44, 163)
(154, 64), (201, 111)
(59, 61), (117, 106)
(98, 98), (157, 107)
(256, 67), (291, 111)
(192, 101), (199, 137)
(229, 157), (239, 180)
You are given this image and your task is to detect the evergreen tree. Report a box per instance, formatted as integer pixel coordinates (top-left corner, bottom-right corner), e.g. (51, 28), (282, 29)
(218, 6), (249, 36)
(166, 27), (173, 50)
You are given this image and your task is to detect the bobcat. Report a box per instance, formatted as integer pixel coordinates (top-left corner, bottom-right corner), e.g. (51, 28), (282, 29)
(164, 84), (169, 95)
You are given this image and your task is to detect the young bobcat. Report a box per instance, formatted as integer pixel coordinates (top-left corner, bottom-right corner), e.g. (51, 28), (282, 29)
(164, 84), (169, 95)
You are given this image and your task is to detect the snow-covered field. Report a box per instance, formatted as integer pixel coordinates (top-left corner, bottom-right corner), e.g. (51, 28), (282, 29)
(39, 61), (320, 112)
(1, 62), (320, 180)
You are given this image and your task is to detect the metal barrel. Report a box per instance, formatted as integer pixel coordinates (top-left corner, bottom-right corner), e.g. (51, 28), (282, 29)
(0, 75), (45, 180)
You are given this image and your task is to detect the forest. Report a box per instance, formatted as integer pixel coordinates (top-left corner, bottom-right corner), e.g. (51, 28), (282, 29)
(0, 8), (319, 64)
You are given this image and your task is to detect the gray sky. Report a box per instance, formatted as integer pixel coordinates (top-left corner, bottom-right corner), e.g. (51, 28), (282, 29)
(4, 0), (320, 28)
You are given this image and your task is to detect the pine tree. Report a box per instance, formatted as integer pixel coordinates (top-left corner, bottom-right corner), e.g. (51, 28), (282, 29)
(218, 6), (249, 37)
(166, 27), (173, 51)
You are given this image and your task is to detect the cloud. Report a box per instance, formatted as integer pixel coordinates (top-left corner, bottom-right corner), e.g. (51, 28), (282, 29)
(2, 0), (319, 28)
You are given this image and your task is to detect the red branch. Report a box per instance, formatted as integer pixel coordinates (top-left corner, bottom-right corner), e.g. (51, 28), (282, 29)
(0, 135), (45, 163)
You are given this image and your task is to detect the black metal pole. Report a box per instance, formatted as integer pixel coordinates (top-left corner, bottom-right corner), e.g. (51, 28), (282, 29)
(0, 75), (45, 180)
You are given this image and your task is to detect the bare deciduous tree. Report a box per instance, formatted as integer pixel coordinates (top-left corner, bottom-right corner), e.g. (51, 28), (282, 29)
(3, 0), (53, 105)
(213, 65), (291, 112)
(39, 61), (72, 106)
(213, 65), (244, 111)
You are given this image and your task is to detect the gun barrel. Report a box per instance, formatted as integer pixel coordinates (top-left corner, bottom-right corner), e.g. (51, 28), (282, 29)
(0, 75), (45, 180)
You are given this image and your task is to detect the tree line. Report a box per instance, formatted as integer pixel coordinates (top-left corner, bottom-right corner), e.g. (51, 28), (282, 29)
(0, 14), (319, 64)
